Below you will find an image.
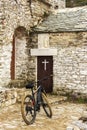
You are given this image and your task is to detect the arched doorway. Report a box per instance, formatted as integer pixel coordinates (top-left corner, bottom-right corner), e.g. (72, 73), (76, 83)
(11, 26), (28, 80)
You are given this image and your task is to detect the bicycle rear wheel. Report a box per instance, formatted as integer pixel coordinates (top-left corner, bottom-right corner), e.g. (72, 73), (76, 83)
(21, 95), (36, 125)
(42, 93), (52, 118)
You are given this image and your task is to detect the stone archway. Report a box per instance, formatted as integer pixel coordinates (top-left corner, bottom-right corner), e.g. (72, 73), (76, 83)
(11, 26), (28, 80)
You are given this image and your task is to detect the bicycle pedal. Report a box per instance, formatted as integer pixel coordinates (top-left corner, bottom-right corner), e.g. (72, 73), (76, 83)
(36, 106), (40, 111)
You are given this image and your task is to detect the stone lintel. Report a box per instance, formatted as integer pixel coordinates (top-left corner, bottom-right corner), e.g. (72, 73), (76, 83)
(31, 48), (57, 56)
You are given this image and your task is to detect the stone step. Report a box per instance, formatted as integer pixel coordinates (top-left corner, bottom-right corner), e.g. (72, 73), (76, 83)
(0, 88), (26, 108)
(0, 87), (67, 109)
(7, 80), (26, 88)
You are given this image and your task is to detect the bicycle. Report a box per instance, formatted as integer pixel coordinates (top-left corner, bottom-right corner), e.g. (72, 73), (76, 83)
(21, 75), (52, 125)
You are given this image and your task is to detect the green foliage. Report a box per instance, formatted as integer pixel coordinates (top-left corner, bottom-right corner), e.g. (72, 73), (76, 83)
(67, 95), (87, 104)
(66, 0), (87, 7)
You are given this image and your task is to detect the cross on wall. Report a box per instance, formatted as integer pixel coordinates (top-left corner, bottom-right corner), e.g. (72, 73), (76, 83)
(42, 59), (49, 71)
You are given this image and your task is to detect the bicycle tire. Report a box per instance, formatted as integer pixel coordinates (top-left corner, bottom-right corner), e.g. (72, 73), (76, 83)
(42, 93), (52, 118)
(21, 94), (36, 125)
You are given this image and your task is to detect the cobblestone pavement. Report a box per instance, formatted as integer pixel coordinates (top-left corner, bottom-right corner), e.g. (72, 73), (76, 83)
(0, 95), (87, 130)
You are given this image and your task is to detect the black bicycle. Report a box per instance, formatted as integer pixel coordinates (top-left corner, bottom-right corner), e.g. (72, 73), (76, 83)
(21, 75), (52, 125)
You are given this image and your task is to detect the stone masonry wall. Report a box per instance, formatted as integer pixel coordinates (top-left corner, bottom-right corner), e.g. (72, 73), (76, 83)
(0, 87), (28, 108)
(0, 0), (50, 87)
(31, 6), (87, 96)
(49, 32), (87, 96)
(30, 31), (87, 96)
(52, 0), (66, 9)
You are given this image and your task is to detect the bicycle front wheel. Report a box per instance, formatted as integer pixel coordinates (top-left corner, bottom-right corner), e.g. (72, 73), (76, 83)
(42, 93), (52, 118)
(21, 95), (36, 125)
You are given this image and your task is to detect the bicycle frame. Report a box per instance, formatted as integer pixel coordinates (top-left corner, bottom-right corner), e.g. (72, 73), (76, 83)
(26, 75), (53, 107)
(21, 75), (53, 125)
(30, 84), (46, 110)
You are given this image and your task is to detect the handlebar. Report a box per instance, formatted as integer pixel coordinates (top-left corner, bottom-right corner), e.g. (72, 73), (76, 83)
(37, 74), (53, 83)
(26, 75), (53, 89)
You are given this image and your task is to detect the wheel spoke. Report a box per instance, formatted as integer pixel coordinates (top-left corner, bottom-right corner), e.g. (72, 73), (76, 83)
(21, 95), (36, 125)
(42, 93), (52, 118)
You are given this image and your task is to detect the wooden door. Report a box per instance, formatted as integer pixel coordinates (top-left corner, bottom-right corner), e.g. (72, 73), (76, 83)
(37, 56), (53, 93)
(11, 35), (15, 79)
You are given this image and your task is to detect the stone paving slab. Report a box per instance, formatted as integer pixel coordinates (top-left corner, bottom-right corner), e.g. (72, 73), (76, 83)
(0, 95), (87, 130)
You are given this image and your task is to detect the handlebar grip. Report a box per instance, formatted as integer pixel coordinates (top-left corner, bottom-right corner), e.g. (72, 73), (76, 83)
(39, 74), (53, 82)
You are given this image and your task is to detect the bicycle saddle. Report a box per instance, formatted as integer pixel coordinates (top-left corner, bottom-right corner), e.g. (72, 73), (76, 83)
(26, 83), (34, 89)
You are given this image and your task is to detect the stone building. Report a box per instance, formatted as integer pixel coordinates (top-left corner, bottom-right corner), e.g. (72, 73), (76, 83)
(30, 6), (87, 96)
(0, 0), (87, 97)
(0, 0), (65, 88)
(0, 0), (52, 87)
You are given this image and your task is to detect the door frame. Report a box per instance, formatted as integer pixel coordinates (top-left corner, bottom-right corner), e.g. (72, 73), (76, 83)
(11, 35), (15, 80)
